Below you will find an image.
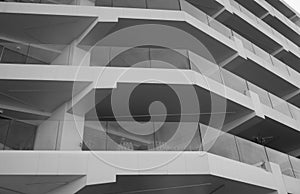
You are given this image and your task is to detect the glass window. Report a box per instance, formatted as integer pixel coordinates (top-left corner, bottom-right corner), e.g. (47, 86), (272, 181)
(0, 117), (10, 150)
(1, 48), (27, 64)
(4, 120), (36, 150)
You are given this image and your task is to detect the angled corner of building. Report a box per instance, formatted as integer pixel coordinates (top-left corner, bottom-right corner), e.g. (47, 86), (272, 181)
(0, 0), (300, 194)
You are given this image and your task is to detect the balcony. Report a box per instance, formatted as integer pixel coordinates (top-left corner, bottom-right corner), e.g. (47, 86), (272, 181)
(82, 120), (300, 179)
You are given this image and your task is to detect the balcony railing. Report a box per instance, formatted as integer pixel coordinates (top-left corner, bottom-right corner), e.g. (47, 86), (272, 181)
(89, 45), (300, 121)
(0, 41), (71, 65)
(2, 0), (300, 88)
(82, 120), (300, 179)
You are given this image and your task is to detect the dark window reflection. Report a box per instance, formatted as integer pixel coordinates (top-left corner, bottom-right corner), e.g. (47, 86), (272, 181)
(0, 117), (36, 150)
(1, 48), (27, 64)
(0, 117), (10, 150)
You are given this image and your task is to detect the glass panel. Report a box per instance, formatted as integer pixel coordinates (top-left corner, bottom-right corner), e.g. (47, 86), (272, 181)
(239, 6), (257, 23)
(220, 68), (248, 95)
(107, 121), (155, 151)
(207, 17), (233, 39)
(26, 56), (46, 64)
(229, 0), (241, 11)
(0, 117), (10, 150)
(26, 45), (56, 65)
(269, 93), (292, 117)
(290, 156), (300, 179)
(110, 47), (151, 68)
(248, 82), (272, 107)
(266, 148), (295, 177)
(90, 46), (111, 67)
(288, 104), (300, 120)
(270, 56), (290, 76)
(146, 0), (180, 10)
(150, 48), (189, 69)
(201, 124), (240, 161)
(4, 120), (36, 150)
(95, 0), (112, 6)
(83, 121), (107, 151)
(233, 32), (255, 53)
(180, 0), (209, 24)
(188, 51), (219, 77)
(1, 48), (27, 64)
(154, 122), (201, 151)
(235, 136), (268, 166)
(113, 0), (146, 8)
(253, 45), (272, 64)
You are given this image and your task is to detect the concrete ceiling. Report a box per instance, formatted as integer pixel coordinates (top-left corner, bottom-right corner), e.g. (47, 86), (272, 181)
(85, 83), (250, 130)
(0, 13), (95, 45)
(236, 117), (300, 153)
(0, 175), (82, 194)
(77, 175), (274, 194)
(0, 80), (90, 122)
(79, 18), (237, 65)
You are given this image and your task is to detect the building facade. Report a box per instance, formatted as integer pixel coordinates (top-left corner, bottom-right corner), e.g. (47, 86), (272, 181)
(0, 0), (300, 193)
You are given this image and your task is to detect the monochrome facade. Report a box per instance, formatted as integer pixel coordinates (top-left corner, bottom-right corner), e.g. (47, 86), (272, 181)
(0, 0), (300, 193)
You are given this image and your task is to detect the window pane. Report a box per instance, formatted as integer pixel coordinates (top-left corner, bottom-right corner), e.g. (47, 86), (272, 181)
(4, 120), (36, 150)
(0, 117), (10, 150)
(1, 48), (27, 64)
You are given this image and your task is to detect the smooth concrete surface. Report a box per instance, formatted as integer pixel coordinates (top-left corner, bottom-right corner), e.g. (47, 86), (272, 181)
(0, 151), (288, 194)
